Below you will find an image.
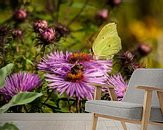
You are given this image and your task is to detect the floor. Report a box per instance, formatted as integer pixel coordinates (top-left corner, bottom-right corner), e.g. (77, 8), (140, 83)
(0, 113), (143, 130)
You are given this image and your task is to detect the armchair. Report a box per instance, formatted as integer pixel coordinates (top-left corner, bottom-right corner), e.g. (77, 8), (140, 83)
(85, 68), (163, 130)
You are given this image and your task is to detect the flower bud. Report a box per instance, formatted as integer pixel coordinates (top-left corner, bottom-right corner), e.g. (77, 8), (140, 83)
(13, 9), (27, 22)
(0, 25), (9, 36)
(96, 9), (108, 21)
(137, 43), (152, 56)
(33, 20), (48, 33)
(40, 28), (56, 43)
(12, 29), (23, 39)
(55, 24), (70, 39)
(120, 51), (134, 64)
(130, 63), (142, 70)
(0, 25), (10, 44)
(107, 0), (122, 7)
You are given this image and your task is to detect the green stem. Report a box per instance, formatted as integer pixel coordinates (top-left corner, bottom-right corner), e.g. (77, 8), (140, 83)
(67, 0), (89, 27)
(23, 105), (28, 113)
(56, 0), (61, 22)
(68, 98), (71, 112)
(76, 97), (80, 113)
(41, 89), (54, 108)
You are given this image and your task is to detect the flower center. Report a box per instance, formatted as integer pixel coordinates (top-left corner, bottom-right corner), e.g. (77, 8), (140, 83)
(65, 64), (84, 82)
(68, 53), (92, 63)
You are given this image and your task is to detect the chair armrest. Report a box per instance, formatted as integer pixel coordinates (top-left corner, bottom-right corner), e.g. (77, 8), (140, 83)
(90, 83), (114, 89)
(91, 83), (118, 101)
(137, 86), (163, 92)
(137, 86), (163, 123)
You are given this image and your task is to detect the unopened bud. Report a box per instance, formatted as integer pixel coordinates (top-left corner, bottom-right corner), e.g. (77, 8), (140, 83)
(40, 28), (56, 43)
(12, 29), (23, 39)
(107, 0), (122, 7)
(137, 43), (152, 56)
(33, 20), (48, 33)
(96, 9), (108, 20)
(55, 24), (70, 40)
(13, 9), (27, 22)
(121, 51), (134, 63)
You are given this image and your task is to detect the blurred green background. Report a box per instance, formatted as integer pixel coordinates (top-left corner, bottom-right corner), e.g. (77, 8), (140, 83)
(0, 0), (163, 70)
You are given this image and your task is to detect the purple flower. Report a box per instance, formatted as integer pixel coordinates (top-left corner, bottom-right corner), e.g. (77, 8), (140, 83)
(107, 73), (127, 100)
(33, 20), (48, 33)
(38, 51), (70, 71)
(38, 51), (111, 100)
(0, 72), (41, 100)
(67, 53), (112, 72)
(38, 51), (112, 73)
(13, 9), (27, 22)
(45, 64), (107, 100)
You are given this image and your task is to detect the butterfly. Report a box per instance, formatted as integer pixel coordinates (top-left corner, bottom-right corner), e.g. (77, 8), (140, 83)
(92, 23), (122, 60)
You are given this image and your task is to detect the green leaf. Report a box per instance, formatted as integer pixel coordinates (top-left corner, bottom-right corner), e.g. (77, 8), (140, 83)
(26, 59), (34, 65)
(0, 123), (19, 130)
(0, 92), (43, 113)
(0, 63), (14, 88)
(92, 23), (122, 60)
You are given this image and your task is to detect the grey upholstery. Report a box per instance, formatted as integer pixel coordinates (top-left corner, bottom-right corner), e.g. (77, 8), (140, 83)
(86, 100), (163, 122)
(85, 69), (163, 123)
(123, 68), (163, 106)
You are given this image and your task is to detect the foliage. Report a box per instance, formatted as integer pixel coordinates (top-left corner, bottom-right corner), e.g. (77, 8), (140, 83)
(0, 92), (43, 113)
(0, 123), (19, 130)
(0, 63), (14, 88)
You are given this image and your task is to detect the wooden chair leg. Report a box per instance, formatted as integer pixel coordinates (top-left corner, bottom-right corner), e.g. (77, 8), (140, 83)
(92, 113), (98, 130)
(121, 121), (127, 130)
(141, 90), (153, 130)
(157, 91), (163, 114)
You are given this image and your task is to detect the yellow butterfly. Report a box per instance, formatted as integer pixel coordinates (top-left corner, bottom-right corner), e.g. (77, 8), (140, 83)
(92, 23), (122, 59)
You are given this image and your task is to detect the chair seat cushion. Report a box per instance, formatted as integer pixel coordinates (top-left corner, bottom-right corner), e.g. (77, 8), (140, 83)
(85, 100), (163, 122)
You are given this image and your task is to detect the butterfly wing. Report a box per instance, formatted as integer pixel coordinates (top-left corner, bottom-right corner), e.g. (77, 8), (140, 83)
(92, 23), (122, 59)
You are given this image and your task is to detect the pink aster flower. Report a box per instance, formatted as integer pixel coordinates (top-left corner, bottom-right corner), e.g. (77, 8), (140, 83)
(0, 72), (41, 100)
(38, 51), (112, 73)
(38, 51), (71, 71)
(45, 64), (107, 100)
(38, 51), (111, 100)
(107, 73), (127, 100)
(67, 52), (112, 72)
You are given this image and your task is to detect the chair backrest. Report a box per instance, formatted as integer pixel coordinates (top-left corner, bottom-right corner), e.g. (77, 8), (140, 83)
(123, 68), (163, 107)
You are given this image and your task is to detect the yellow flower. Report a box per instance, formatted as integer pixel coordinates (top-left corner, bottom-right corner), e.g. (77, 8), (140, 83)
(129, 19), (161, 41)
